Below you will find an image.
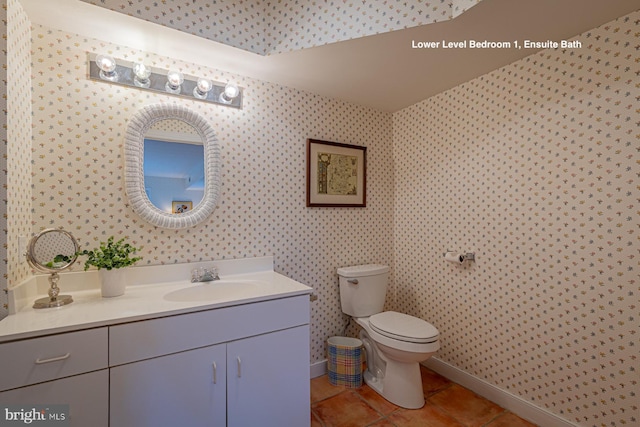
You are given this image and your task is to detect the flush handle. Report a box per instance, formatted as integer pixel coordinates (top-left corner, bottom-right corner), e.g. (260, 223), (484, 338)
(347, 279), (359, 285)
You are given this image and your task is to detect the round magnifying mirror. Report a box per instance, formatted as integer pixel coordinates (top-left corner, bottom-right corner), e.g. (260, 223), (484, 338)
(26, 228), (79, 308)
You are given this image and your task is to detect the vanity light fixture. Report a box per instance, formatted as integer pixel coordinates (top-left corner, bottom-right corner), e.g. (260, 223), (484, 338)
(193, 78), (213, 99)
(219, 82), (240, 104)
(95, 54), (118, 82)
(165, 70), (184, 94)
(133, 62), (152, 88)
(87, 53), (243, 108)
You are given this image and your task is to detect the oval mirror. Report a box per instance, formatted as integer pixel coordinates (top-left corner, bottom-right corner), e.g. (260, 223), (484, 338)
(26, 228), (79, 308)
(125, 104), (221, 229)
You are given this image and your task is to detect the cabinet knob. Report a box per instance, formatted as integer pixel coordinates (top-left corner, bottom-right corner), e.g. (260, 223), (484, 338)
(212, 361), (217, 384)
(237, 356), (242, 378)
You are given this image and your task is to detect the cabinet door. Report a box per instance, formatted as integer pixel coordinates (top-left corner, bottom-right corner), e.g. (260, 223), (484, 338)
(110, 344), (226, 427)
(0, 370), (108, 427)
(227, 325), (310, 427)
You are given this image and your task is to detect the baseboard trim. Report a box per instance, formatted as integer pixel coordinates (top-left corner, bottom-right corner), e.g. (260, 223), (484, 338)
(310, 359), (327, 379)
(423, 358), (578, 427)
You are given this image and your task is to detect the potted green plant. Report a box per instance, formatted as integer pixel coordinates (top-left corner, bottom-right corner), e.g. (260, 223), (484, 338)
(77, 236), (142, 297)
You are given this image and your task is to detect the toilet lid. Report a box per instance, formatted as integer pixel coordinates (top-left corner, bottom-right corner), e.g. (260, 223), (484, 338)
(369, 311), (439, 344)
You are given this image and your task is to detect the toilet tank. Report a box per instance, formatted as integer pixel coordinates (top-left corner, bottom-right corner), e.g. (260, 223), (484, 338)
(337, 264), (389, 317)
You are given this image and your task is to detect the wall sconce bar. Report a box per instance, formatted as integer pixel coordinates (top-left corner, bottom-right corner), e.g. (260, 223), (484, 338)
(87, 53), (242, 109)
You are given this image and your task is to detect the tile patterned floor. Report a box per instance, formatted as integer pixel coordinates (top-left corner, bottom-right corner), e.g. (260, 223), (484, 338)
(311, 366), (538, 427)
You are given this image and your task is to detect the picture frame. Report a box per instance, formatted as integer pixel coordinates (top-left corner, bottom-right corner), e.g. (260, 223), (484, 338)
(172, 201), (193, 214)
(306, 139), (366, 207)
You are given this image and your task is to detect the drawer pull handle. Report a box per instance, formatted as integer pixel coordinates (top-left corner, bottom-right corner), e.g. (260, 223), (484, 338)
(237, 356), (242, 378)
(212, 361), (217, 384)
(35, 353), (71, 364)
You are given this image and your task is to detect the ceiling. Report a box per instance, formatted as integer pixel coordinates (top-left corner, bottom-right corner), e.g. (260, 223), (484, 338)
(79, 0), (486, 56)
(20, 0), (640, 112)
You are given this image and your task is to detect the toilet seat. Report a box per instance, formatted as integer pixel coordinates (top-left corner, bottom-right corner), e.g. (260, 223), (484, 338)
(369, 311), (438, 344)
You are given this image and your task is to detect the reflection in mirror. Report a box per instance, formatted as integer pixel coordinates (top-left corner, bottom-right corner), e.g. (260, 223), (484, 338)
(143, 119), (205, 213)
(26, 228), (79, 309)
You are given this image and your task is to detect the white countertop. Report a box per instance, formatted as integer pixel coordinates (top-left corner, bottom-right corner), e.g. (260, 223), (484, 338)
(0, 257), (312, 343)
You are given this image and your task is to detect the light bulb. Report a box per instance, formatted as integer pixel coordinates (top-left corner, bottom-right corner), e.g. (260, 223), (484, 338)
(193, 78), (212, 99)
(165, 70), (184, 94)
(219, 82), (240, 104)
(133, 62), (151, 88)
(95, 54), (118, 82)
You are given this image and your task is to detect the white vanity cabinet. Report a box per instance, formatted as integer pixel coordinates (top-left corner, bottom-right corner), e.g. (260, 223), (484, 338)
(0, 260), (312, 427)
(108, 295), (310, 427)
(0, 328), (109, 427)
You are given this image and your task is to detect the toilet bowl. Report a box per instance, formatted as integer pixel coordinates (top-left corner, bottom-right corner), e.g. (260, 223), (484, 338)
(337, 265), (440, 409)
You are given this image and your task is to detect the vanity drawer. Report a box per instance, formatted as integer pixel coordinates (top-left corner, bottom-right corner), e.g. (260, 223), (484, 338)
(0, 327), (108, 392)
(110, 295), (310, 366)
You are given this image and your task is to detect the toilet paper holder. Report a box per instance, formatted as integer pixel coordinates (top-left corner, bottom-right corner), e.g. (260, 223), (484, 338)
(443, 251), (475, 262)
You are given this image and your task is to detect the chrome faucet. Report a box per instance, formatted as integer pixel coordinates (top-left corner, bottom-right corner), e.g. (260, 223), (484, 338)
(191, 266), (220, 283)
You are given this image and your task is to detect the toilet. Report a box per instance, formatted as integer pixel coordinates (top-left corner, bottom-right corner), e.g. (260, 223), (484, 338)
(337, 264), (439, 409)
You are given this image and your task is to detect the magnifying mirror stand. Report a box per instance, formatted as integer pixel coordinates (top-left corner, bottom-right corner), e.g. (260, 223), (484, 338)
(26, 228), (79, 309)
(33, 272), (74, 309)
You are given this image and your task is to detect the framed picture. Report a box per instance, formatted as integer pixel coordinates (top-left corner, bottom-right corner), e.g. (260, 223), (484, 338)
(307, 139), (366, 207)
(172, 201), (193, 214)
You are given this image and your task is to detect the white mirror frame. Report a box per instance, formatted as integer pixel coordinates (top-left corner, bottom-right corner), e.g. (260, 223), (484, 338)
(124, 103), (221, 229)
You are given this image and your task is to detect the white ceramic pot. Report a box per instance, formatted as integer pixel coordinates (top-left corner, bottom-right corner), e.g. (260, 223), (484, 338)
(99, 268), (127, 298)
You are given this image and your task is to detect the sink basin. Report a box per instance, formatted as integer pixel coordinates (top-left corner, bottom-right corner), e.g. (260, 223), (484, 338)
(163, 280), (265, 302)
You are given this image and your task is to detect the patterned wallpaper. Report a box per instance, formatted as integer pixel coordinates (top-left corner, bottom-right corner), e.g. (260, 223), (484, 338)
(393, 12), (638, 427)
(79, 0), (482, 55)
(24, 25), (394, 364)
(1, 0), (8, 318)
(6, 0), (32, 301)
(150, 119), (198, 135)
